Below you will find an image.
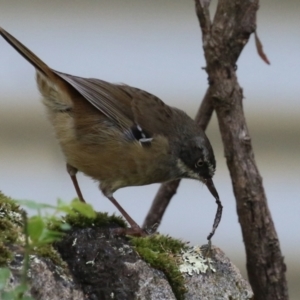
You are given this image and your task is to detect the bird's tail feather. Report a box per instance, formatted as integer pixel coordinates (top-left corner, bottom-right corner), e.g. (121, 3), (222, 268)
(0, 27), (51, 77)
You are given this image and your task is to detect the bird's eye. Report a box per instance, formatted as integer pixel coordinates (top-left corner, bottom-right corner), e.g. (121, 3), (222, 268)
(195, 159), (204, 168)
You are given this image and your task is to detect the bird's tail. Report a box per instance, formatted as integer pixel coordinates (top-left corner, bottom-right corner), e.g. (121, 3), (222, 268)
(0, 27), (52, 77)
(0, 27), (75, 113)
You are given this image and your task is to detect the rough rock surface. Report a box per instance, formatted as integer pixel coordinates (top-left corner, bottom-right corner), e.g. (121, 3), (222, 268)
(4, 226), (253, 300)
(1, 196), (253, 300)
(183, 247), (253, 300)
(55, 227), (176, 300)
(7, 249), (84, 300)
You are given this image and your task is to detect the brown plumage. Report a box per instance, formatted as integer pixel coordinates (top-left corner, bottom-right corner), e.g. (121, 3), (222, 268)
(0, 27), (222, 239)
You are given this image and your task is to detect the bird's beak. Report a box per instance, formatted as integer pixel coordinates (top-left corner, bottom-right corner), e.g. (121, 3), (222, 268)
(205, 178), (219, 200)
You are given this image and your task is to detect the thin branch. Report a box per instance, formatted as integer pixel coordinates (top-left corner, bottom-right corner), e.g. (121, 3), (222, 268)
(143, 179), (180, 231)
(194, 0), (288, 299)
(195, 0), (212, 35)
(195, 88), (214, 130)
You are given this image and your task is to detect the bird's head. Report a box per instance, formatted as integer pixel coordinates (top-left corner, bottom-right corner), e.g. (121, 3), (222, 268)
(176, 135), (216, 182)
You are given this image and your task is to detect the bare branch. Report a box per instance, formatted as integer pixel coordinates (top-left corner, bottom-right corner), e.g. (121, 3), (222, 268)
(195, 0), (288, 299)
(195, 0), (212, 35)
(195, 88), (214, 130)
(145, 1), (288, 297)
(143, 179), (180, 231)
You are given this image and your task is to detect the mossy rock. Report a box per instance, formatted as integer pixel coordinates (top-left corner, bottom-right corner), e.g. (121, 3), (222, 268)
(0, 192), (67, 268)
(131, 234), (189, 300)
(0, 192), (24, 266)
(1, 192), (188, 299)
(63, 210), (127, 229)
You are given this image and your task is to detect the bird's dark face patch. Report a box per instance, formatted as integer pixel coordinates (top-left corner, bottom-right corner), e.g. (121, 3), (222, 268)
(177, 136), (216, 180)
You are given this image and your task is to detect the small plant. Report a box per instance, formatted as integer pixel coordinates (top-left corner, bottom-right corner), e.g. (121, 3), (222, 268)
(0, 195), (97, 299)
(16, 198), (96, 246)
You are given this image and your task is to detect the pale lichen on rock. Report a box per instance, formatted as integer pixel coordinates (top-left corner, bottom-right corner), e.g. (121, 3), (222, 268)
(179, 246), (216, 275)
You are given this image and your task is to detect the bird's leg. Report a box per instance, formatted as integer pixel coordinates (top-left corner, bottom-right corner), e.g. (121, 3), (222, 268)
(66, 165), (145, 236)
(106, 194), (146, 237)
(66, 163), (86, 203)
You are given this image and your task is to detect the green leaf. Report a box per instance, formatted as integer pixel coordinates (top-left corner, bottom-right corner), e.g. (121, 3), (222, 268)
(1, 284), (34, 300)
(21, 296), (35, 300)
(28, 216), (45, 243)
(56, 199), (76, 215)
(38, 229), (64, 244)
(11, 283), (28, 295)
(15, 200), (56, 210)
(56, 198), (66, 206)
(1, 291), (16, 300)
(70, 200), (96, 218)
(60, 223), (71, 230)
(0, 268), (10, 290)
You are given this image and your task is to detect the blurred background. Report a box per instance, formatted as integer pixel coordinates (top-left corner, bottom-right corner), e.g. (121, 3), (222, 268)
(0, 0), (299, 298)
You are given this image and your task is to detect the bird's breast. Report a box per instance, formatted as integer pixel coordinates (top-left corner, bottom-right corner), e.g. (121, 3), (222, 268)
(59, 126), (174, 193)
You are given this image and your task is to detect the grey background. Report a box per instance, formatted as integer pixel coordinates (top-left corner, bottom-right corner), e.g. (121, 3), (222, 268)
(0, 0), (299, 298)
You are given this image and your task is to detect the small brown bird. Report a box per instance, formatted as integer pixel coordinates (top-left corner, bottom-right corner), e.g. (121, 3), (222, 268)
(0, 27), (222, 240)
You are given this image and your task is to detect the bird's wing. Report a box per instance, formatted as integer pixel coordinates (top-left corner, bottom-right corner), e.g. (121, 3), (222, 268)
(0, 28), (133, 131)
(54, 72), (183, 139)
(119, 85), (183, 138)
(54, 71), (134, 130)
(0, 27), (183, 142)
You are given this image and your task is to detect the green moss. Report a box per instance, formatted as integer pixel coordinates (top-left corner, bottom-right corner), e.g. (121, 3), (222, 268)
(0, 192), (22, 215)
(0, 218), (19, 244)
(0, 192), (127, 271)
(0, 192), (24, 266)
(0, 192), (67, 269)
(33, 244), (67, 269)
(131, 234), (188, 300)
(0, 243), (12, 266)
(2, 192), (190, 297)
(63, 211), (127, 229)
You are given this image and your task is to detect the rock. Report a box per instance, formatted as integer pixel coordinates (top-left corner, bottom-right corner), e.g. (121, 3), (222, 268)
(0, 192), (253, 299)
(182, 246), (253, 300)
